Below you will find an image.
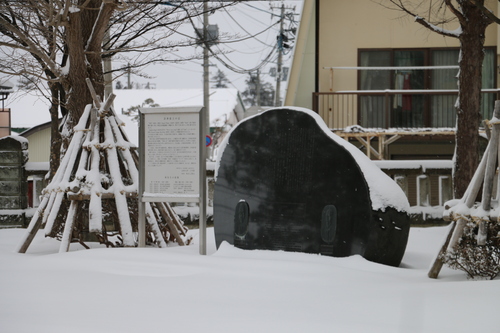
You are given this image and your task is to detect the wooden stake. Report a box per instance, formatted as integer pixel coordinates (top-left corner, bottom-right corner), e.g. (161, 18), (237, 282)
(85, 78), (102, 109)
(428, 221), (456, 279)
(59, 201), (79, 253)
(16, 197), (49, 253)
(101, 93), (116, 112)
(164, 202), (187, 237)
(157, 203), (185, 246)
(446, 217), (467, 252)
(145, 204), (167, 248)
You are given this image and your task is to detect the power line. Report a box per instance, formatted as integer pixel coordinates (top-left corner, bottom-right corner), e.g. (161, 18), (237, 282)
(243, 3), (281, 18)
(222, 7), (274, 47)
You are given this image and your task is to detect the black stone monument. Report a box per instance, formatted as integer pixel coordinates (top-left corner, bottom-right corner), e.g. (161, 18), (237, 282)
(214, 108), (410, 267)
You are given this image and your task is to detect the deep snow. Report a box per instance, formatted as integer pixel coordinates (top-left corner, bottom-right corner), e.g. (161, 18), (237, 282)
(0, 226), (498, 333)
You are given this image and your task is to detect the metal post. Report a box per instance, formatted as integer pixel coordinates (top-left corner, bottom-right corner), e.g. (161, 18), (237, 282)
(199, 1), (209, 255)
(138, 112), (146, 247)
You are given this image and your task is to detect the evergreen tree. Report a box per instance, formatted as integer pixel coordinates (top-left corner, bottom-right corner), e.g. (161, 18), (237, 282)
(242, 72), (275, 107)
(211, 69), (230, 88)
(123, 98), (159, 122)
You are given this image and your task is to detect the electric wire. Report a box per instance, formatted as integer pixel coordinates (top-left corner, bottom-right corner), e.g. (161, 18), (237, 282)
(222, 6), (274, 47)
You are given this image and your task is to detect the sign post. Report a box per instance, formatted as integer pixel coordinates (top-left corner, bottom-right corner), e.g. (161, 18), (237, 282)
(139, 106), (207, 254)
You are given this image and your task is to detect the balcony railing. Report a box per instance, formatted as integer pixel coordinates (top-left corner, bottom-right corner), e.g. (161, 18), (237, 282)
(312, 89), (500, 129)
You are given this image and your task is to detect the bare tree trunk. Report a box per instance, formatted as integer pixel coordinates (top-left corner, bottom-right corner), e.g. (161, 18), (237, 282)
(454, 2), (489, 198)
(65, 9), (93, 130)
(64, 0), (113, 131)
(48, 82), (62, 182)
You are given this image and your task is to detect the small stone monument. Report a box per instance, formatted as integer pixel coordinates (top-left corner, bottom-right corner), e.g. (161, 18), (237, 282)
(214, 108), (411, 267)
(0, 136), (28, 227)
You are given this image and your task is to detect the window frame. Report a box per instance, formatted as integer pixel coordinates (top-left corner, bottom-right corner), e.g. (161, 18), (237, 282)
(357, 47), (497, 127)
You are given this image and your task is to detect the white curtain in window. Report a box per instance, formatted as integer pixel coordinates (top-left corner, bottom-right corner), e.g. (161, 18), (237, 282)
(481, 49), (495, 119)
(432, 50), (459, 127)
(359, 51), (390, 128)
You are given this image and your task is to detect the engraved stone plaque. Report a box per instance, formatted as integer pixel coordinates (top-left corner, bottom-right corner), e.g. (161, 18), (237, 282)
(214, 108), (410, 267)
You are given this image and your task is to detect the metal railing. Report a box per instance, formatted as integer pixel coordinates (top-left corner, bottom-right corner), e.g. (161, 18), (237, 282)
(312, 89), (500, 129)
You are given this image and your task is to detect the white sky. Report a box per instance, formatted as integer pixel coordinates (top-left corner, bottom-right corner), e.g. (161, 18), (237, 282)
(120, 1), (304, 95)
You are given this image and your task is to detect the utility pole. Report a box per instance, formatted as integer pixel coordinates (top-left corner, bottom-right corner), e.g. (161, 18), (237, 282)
(274, 3), (285, 107)
(199, 1), (209, 255)
(127, 63), (132, 89)
(256, 69), (261, 107)
(203, 3), (210, 132)
(103, 30), (113, 100)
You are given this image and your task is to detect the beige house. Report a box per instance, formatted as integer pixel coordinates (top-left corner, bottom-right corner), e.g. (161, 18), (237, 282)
(286, 0), (498, 161)
(285, 0), (498, 212)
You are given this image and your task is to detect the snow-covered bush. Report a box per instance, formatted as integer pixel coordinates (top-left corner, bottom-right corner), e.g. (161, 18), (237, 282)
(443, 221), (500, 280)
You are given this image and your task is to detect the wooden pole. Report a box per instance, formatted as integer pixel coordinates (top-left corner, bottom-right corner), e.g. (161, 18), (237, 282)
(59, 201), (79, 253)
(428, 221), (456, 279)
(164, 202), (187, 237)
(16, 197), (49, 253)
(157, 203), (185, 246)
(85, 78), (102, 108)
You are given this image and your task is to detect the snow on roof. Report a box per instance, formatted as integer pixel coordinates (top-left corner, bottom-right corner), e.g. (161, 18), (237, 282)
(25, 161), (50, 171)
(0, 134), (28, 145)
(114, 88), (241, 145)
(113, 88), (240, 125)
(374, 160), (453, 171)
(216, 107), (410, 213)
(6, 88), (242, 146)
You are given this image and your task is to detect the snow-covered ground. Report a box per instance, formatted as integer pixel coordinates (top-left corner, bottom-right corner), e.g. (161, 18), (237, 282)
(0, 226), (498, 333)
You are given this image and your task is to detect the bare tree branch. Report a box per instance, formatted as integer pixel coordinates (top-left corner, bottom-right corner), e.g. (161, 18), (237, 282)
(0, 15), (60, 74)
(387, 0), (460, 38)
(443, 0), (467, 25)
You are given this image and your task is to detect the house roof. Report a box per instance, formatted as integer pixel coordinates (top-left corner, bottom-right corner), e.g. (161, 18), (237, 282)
(6, 88), (245, 145)
(113, 88), (245, 125)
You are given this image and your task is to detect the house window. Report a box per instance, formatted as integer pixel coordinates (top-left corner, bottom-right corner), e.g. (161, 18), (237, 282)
(358, 48), (496, 128)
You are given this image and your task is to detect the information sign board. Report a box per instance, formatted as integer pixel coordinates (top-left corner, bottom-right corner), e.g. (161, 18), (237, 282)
(138, 106), (207, 253)
(139, 107), (202, 202)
